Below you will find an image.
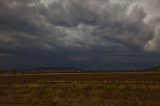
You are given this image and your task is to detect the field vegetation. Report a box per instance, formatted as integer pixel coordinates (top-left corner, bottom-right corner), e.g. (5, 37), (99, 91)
(0, 72), (160, 106)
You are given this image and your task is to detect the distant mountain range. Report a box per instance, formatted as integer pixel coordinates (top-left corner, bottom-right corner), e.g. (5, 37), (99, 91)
(0, 63), (160, 74)
(147, 64), (160, 71)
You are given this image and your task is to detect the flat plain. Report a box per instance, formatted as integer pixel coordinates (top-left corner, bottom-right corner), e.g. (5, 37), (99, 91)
(0, 72), (160, 106)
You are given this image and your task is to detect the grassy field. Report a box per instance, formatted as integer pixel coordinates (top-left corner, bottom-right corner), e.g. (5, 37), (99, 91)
(0, 72), (160, 106)
(0, 72), (160, 82)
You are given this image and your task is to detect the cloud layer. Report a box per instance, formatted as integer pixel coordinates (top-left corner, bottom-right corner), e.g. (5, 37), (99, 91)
(0, 0), (160, 70)
(0, 0), (159, 52)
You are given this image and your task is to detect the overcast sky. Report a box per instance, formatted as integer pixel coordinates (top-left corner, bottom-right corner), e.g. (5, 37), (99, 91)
(0, 0), (160, 70)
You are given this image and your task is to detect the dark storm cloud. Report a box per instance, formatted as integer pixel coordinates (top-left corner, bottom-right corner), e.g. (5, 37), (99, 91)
(0, 0), (160, 70)
(0, 0), (156, 51)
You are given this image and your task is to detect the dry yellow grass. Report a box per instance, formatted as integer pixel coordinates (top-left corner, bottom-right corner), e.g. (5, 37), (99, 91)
(0, 72), (160, 106)
(0, 82), (160, 106)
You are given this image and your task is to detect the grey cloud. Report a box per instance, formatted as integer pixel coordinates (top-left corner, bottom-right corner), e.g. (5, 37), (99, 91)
(0, 0), (159, 53)
(136, 0), (160, 52)
(0, 53), (11, 57)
